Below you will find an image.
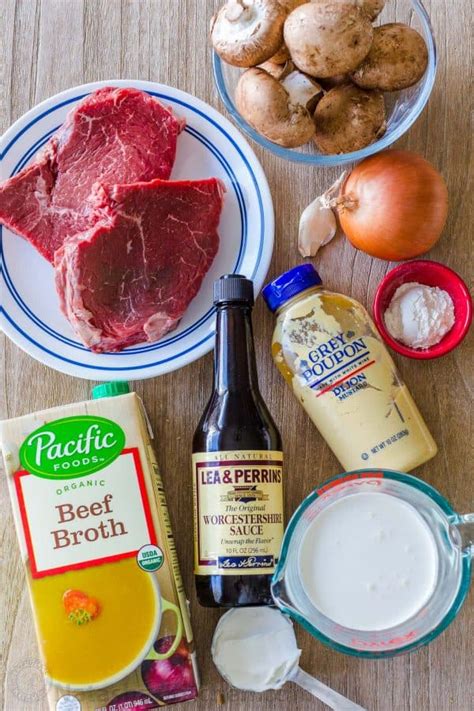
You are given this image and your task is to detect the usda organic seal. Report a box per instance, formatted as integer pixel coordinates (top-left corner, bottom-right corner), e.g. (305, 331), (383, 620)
(137, 544), (164, 572)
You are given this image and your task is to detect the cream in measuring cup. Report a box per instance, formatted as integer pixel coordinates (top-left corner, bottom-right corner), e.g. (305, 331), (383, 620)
(298, 491), (438, 631)
(272, 470), (474, 657)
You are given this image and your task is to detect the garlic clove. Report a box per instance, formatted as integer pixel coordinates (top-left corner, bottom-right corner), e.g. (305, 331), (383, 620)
(298, 196), (337, 258)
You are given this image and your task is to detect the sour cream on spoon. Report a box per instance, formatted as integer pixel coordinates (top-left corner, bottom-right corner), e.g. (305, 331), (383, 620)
(212, 607), (366, 710)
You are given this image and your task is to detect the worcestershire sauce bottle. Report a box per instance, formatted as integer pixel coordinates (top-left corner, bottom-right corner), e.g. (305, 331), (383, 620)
(192, 275), (284, 607)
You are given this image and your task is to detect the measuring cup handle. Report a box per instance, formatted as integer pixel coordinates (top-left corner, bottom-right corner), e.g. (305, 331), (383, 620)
(454, 513), (474, 557)
(146, 598), (183, 661)
(291, 667), (367, 711)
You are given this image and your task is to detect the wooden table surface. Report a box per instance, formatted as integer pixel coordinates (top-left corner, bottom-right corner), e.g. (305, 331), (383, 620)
(0, 1), (472, 710)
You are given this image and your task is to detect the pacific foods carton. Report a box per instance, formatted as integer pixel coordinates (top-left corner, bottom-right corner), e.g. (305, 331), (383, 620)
(0, 392), (198, 710)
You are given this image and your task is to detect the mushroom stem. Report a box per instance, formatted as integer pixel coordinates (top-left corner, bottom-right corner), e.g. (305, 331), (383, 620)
(225, 0), (252, 22)
(281, 71), (323, 112)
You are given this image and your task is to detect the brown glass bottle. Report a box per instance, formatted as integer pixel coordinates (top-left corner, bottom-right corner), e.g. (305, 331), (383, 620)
(192, 275), (283, 607)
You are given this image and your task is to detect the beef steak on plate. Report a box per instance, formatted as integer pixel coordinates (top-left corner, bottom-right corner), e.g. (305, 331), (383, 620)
(55, 177), (224, 353)
(0, 87), (184, 262)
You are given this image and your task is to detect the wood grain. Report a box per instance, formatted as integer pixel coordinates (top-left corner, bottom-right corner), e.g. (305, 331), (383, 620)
(0, 1), (472, 710)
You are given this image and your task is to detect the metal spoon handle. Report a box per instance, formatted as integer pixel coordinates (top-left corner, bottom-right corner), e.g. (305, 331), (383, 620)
(291, 667), (367, 711)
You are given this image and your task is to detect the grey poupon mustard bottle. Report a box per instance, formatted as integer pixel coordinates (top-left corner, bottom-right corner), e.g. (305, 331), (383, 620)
(263, 265), (437, 472)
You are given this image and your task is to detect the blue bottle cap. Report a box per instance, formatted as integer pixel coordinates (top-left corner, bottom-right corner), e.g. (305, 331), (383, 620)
(262, 264), (323, 312)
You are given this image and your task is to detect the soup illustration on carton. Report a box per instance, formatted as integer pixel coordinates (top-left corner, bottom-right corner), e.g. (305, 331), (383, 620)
(0, 387), (199, 710)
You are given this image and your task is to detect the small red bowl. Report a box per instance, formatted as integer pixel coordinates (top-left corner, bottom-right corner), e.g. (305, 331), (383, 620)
(373, 260), (472, 359)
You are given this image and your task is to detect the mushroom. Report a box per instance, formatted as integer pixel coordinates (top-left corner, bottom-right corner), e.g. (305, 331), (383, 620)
(313, 84), (386, 154)
(351, 23), (429, 91)
(235, 67), (323, 147)
(211, 0), (287, 67)
(284, 2), (374, 78)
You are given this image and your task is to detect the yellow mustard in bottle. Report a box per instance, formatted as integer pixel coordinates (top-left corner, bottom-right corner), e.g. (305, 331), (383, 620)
(262, 265), (437, 472)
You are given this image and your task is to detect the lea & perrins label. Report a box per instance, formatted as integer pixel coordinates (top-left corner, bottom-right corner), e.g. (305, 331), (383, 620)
(192, 450), (284, 576)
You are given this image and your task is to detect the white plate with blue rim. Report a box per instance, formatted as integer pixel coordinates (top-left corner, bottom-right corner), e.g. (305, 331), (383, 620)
(0, 79), (274, 381)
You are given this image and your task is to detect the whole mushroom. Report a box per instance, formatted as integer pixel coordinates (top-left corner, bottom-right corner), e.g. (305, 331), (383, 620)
(211, 0), (287, 67)
(313, 84), (386, 154)
(284, 2), (374, 79)
(352, 23), (429, 91)
(235, 67), (323, 147)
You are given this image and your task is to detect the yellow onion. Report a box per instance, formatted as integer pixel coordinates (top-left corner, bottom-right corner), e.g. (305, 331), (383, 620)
(336, 150), (448, 261)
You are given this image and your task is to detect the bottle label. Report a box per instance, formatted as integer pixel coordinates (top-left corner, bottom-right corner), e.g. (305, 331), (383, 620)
(192, 450), (284, 576)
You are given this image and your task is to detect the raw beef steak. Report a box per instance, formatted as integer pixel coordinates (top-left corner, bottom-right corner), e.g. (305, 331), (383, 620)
(55, 178), (224, 352)
(0, 87), (184, 262)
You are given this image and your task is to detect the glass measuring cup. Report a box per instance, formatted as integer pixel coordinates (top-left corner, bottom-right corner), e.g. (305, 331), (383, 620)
(272, 469), (473, 658)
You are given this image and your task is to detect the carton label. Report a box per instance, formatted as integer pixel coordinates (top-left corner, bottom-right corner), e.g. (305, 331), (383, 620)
(15, 448), (157, 578)
(192, 450), (284, 576)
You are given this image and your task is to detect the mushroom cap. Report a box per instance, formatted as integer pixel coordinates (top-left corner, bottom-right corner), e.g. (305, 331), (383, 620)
(313, 84), (386, 154)
(351, 23), (429, 91)
(269, 42), (291, 64)
(235, 67), (317, 147)
(279, 0), (307, 9)
(211, 0), (287, 67)
(284, 2), (374, 78)
(356, 0), (386, 21)
(310, 0), (386, 22)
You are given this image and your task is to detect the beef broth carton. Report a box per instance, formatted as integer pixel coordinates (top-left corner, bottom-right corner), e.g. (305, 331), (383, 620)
(0, 385), (199, 710)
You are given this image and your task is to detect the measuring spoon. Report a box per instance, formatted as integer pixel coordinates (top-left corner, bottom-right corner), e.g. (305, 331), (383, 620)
(212, 607), (366, 711)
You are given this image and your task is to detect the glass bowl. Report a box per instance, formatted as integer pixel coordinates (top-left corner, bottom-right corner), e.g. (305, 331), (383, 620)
(213, 0), (437, 166)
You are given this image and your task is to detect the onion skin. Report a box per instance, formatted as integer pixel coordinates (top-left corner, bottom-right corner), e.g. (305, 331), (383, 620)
(337, 150), (449, 261)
